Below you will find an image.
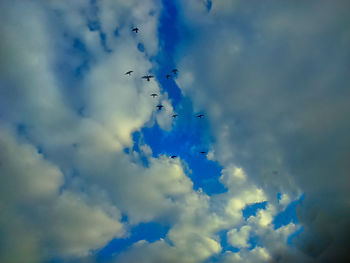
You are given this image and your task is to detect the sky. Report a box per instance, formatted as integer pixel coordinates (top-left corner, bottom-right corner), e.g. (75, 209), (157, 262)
(0, 0), (350, 263)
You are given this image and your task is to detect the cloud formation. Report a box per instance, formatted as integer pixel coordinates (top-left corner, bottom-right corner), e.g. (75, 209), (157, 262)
(1, 0), (349, 262)
(175, 0), (350, 261)
(0, 0), (179, 261)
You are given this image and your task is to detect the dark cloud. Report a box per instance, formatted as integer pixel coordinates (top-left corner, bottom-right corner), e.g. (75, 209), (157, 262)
(176, 0), (350, 261)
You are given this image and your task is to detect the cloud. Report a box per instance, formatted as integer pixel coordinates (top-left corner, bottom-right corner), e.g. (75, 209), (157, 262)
(0, 129), (124, 262)
(0, 0), (180, 261)
(0, 1), (229, 262)
(227, 225), (251, 248)
(175, 0), (350, 261)
(2, 0), (348, 262)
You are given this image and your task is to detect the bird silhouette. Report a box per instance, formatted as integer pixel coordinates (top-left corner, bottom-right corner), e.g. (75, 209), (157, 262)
(172, 69), (178, 74)
(156, 104), (164, 110)
(142, 75), (154, 81)
(132, 27), (139, 33)
(166, 74), (171, 79)
(197, 114), (204, 118)
(200, 151), (207, 154)
(170, 155), (177, 159)
(125, 70), (133, 75)
(172, 114), (178, 118)
(150, 93), (158, 98)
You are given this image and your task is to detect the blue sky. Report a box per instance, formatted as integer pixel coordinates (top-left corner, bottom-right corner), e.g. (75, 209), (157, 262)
(1, 1), (350, 263)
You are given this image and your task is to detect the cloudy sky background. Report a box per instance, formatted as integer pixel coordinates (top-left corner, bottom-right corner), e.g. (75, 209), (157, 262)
(1, 0), (350, 262)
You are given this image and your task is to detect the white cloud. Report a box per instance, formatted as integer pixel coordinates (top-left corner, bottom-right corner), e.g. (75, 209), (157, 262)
(279, 193), (291, 208)
(0, 129), (125, 262)
(227, 225), (251, 248)
(44, 191), (124, 257)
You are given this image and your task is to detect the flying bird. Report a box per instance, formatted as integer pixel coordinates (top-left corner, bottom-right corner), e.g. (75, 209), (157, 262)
(166, 74), (171, 79)
(150, 93), (158, 98)
(132, 27), (139, 33)
(125, 70), (133, 75)
(200, 151), (207, 154)
(156, 104), (164, 110)
(142, 75), (154, 81)
(172, 114), (178, 118)
(172, 69), (178, 74)
(170, 155), (177, 159)
(197, 114), (204, 118)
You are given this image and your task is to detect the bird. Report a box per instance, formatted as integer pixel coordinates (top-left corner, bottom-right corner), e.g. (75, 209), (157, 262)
(172, 114), (178, 118)
(125, 70), (133, 75)
(132, 27), (139, 33)
(200, 151), (207, 154)
(150, 93), (158, 98)
(142, 75), (154, 81)
(170, 155), (177, 159)
(156, 104), (164, 110)
(172, 69), (178, 74)
(197, 114), (204, 118)
(166, 74), (171, 79)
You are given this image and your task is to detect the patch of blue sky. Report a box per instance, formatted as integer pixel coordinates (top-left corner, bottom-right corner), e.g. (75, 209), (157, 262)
(122, 0), (224, 193)
(140, 120), (225, 194)
(242, 201), (268, 220)
(213, 225), (261, 257)
(248, 234), (260, 250)
(206, 230), (241, 263)
(128, 131), (150, 167)
(273, 194), (305, 229)
(217, 230), (240, 253)
(96, 222), (169, 262)
(154, 0), (181, 106)
(287, 226), (304, 245)
(137, 42), (145, 53)
(273, 193), (305, 247)
(148, 0), (223, 194)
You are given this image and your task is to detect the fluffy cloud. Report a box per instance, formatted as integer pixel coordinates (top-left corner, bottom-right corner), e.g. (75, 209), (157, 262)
(227, 225), (251, 248)
(0, 129), (124, 262)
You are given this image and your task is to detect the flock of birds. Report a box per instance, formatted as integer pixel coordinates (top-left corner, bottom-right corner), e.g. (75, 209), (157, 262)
(123, 27), (207, 159)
